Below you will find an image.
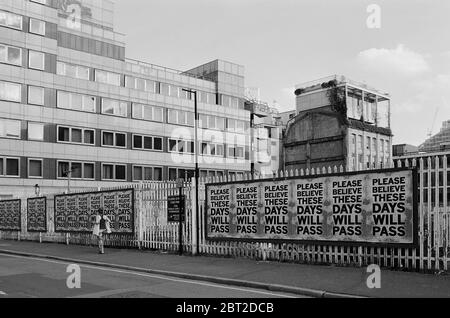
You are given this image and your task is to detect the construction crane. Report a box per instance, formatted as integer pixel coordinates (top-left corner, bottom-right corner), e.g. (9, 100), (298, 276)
(427, 107), (439, 138)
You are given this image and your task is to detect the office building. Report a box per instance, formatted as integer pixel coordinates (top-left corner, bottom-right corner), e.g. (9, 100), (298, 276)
(283, 75), (393, 171)
(0, 0), (251, 198)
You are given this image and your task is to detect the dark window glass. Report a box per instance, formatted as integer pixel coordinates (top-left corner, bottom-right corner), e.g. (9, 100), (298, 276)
(72, 128), (82, 143)
(169, 168), (177, 181)
(154, 167), (162, 181)
(116, 133), (126, 147)
(133, 166), (142, 180)
(84, 163), (94, 179)
(58, 162), (69, 178)
(115, 165), (126, 180)
(58, 127), (70, 142)
(144, 167), (152, 180)
(84, 130), (94, 144)
(133, 135), (143, 149)
(144, 136), (152, 150)
(71, 162), (82, 178)
(103, 132), (114, 146)
(154, 137), (162, 151)
(6, 158), (19, 176)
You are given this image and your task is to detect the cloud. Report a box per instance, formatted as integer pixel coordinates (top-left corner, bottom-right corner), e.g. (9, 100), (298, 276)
(357, 44), (430, 75)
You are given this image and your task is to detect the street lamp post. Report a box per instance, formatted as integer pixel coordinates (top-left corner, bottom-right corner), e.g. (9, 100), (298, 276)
(182, 88), (199, 255)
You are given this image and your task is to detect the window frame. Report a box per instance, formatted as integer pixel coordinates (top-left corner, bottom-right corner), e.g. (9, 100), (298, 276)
(0, 118), (21, 139)
(28, 85), (45, 105)
(101, 163), (127, 181)
(1, 156), (20, 177)
(101, 130), (127, 149)
(28, 158), (43, 179)
(57, 125), (96, 145)
(29, 18), (46, 36)
(0, 10), (23, 30)
(0, 44), (22, 66)
(28, 50), (45, 71)
(101, 98), (129, 118)
(28, 122), (45, 141)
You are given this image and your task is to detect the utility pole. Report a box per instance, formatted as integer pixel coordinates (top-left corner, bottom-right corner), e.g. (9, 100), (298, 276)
(182, 88), (199, 255)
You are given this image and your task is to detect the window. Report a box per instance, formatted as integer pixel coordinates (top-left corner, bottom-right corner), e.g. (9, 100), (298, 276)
(28, 86), (44, 105)
(29, 50), (45, 70)
(57, 91), (96, 112)
(0, 44), (22, 66)
(28, 159), (43, 178)
(57, 126), (95, 145)
(95, 70), (120, 86)
(228, 146), (245, 158)
(133, 134), (157, 151)
(4, 158), (19, 176)
(29, 18), (45, 35)
(0, 157), (18, 176)
(154, 167), (162, 181)
(168, 139), (193, 153)
(102, 163), (126, 181)
(58, 161), (94, 179)
(28, 122), (44, 141)
(0, 119), (20, 139)
(132, 104), (164, 122)
(168, 109), (194, 126)
(102, 131), (127, 148)
(125, 76), (156, 93)
(57, 61), (90, 80)
(160, 83), (170, 96)
(153, 137), (162, 151)
(133, 165), (157, 181)
(83, 163), (94, 179)
(0, 10), (22, 30)
(0, 81), (21, 102)
(102, 99), (128, 117)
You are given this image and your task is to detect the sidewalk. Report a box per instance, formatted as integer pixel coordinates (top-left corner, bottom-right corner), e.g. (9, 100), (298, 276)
(0, 240), (449, 298)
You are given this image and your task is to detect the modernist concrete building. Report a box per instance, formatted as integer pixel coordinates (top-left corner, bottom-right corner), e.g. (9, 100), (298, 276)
(419, 120), (450, 153)
(283, 75), (393, 171)
(0, 0), (251, 198)
(244, 100), (283, 177)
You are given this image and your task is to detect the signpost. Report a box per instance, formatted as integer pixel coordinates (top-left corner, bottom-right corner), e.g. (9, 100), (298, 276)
(205, 168), (418, 247)
(169, 179), (186, 255)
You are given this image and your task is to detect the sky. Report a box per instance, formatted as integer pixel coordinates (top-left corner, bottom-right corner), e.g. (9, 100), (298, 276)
(113, 0), (450, 146)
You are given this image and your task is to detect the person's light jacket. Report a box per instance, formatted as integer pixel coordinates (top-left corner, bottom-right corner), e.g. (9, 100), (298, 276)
(92, 215), (112, 236)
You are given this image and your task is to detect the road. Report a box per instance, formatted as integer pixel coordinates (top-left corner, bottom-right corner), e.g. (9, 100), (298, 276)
(0, 253), (303, 298)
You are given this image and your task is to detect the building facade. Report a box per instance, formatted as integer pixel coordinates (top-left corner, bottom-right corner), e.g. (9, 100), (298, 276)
(419, 120), (450, 153)
(0, 0), (251, 198)
(244, 100), (283, 177)
(283, 75), (393, 171)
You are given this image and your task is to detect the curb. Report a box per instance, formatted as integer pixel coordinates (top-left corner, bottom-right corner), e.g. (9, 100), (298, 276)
(0, 249), (365, 299)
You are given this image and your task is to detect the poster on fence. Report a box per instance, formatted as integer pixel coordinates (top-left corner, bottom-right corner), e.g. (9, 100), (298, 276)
(205, 168), (418, 247)
(0, 199), (21, 231)
(27, 197), (47, 232)
(54, 189), (134, 234)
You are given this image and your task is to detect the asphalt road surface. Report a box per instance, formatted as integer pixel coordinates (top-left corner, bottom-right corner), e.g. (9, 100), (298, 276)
(0, 253), (303, 298)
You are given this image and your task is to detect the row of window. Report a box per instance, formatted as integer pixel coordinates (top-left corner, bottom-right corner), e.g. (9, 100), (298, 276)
(0, 42), (46, 70)
(1, 8), (241, 110)
(351, 134), (390, 154)
(169, 138), (246, 159)
(0, 119), (247, 157)
(0, 80), (250, 132)
(0, 156), (241, 181)
(0, 9), (45, 36)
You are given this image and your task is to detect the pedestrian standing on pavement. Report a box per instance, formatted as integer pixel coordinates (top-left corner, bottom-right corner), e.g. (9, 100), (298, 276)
(92, 207), (112, 254)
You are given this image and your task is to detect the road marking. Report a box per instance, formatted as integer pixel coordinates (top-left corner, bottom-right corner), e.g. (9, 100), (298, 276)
(0, 253), (298, 298)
